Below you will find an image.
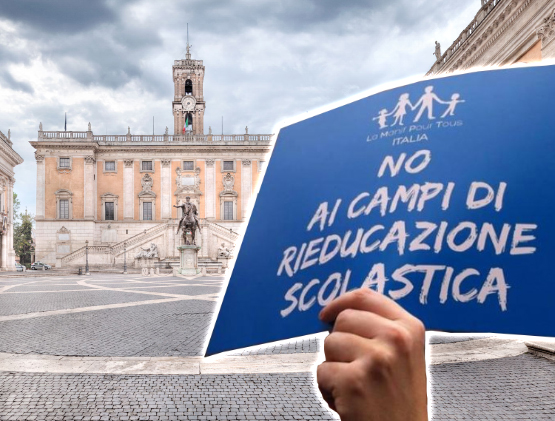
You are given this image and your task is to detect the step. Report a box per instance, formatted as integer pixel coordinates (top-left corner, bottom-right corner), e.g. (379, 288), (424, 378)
(525, 341), (555, 362)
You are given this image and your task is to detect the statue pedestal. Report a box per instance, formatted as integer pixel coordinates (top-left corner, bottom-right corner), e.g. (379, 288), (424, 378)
(134, 257), (158, 269)
(218, 257), (230, 269)
(178, 245), (201, 276)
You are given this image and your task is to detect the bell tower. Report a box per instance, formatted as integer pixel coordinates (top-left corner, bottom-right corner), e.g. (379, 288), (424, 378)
(172, 40), (206, 135)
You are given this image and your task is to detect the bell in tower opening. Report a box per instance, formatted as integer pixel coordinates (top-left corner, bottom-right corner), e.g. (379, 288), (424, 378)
(185, 79), (193, 95)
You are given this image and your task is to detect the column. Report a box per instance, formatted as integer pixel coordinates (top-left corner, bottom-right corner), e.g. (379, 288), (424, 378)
(123, 160), (134, 220)
(205, 160), (215, 219)
(1, 229), (6, 270)
(161, 159), (172, 219)
(84, 156), (96, 219)
(241, 160), (252, 219)
(36, 154), (45, 219)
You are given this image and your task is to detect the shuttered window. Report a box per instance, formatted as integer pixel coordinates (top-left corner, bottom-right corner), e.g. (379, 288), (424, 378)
(59, 200), (69, 219)
(143, 202), (152, 220)
(223, 201), (233, 220)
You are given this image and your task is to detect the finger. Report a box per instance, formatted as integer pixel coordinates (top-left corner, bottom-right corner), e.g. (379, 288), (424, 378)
(333, 308), (399, 340)
(317, 360), (346, 411)
(320, 287), (411, 324)
(324, 331), (373, 362)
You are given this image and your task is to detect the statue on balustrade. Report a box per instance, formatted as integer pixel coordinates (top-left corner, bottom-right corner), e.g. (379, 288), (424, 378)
(174, 196), (200, 245)
(434, 41), (442, 61)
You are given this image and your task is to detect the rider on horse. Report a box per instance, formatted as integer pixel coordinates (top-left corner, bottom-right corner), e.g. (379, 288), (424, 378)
(174, 197), (200, 244)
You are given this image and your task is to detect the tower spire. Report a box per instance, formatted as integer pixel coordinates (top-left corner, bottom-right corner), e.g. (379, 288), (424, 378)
(186, 23), (192, 60)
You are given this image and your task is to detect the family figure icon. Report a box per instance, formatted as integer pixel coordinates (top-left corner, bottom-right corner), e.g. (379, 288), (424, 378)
(373, 86), (465, 129)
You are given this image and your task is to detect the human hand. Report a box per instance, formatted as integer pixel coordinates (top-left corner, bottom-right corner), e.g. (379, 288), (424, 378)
(317, 288), (428, 421)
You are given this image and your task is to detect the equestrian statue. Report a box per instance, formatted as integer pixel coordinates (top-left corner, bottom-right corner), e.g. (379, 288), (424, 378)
(174, 196), (200, 245)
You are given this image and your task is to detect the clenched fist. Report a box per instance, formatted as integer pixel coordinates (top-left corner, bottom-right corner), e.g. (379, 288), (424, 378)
(317, 288), (428, 421)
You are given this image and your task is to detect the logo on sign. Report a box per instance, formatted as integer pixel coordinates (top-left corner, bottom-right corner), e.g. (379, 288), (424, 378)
(372, 86), (465, 130)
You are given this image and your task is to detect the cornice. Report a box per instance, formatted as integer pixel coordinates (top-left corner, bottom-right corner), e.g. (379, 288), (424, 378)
(0, 138), (24, 167)
(432, 0), (534, 74)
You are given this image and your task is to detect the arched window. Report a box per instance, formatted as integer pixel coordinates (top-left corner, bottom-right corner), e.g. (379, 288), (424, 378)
(185, 79), (193, 96)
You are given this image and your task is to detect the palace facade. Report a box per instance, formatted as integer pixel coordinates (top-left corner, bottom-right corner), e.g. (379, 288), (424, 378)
(30, 46), (272, 270)
(428, 0), (555, 75)
(0, 129), (23, 271)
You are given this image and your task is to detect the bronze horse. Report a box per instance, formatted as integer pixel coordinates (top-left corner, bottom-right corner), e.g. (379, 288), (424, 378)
(174, 197), (200, 245)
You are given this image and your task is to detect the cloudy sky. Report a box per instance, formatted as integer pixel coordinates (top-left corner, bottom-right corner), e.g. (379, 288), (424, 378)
(0, 0), (480, 214)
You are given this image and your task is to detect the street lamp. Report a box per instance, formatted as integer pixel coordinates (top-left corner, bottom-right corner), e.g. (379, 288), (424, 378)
(123, 241), (127, 274)
(85, 239), (90, 276)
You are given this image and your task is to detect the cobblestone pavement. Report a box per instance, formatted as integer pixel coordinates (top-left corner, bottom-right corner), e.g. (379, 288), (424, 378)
(0, 372), (337, 421)
(430, 354), (555, 420)
(0, 274), (222, 357)
(1, 274), (554, 420)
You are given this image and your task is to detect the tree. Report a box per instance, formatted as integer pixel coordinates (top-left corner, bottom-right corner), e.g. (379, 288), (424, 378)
(14, 209), (34, 265)
(13, 192), (20, 223)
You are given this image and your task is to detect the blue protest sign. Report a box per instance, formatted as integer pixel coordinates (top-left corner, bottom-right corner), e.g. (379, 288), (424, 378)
(206, 65), (555, 356)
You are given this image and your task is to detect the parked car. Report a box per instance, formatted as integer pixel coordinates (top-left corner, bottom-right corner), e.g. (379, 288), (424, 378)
(15, 262), (25, 272)
(31, 262), (51, 270)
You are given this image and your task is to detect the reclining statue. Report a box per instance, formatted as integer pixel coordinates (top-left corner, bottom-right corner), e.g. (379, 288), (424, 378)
(135, 243), (159, 259)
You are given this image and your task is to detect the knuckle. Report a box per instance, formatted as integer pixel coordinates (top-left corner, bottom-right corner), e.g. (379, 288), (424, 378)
(412, 317), (426, 336)
(384, 325), (414, 354)
(351, 288), (373, 303)
(334, 309), (355, 331)
(366, 349), (395, 379)
(323, 332), (340, 353)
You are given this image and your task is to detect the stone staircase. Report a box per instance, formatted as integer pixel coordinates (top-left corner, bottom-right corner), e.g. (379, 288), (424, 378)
(60, 222), (170, 268)
(59, 220), (238, 271)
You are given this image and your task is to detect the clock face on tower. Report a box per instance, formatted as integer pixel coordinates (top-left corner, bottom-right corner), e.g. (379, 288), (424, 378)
(181, 96), (197, 111)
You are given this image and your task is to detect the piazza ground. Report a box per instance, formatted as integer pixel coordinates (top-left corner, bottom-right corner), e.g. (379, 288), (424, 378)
(0, 273), (554, 420)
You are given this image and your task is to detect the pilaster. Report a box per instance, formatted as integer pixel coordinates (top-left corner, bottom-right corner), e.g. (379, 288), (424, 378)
(123, 160), (134, 220)
(35, 154), (45, 219)
(241, 160), (252, 220)
(205, 159), (215, 219)
(161, 159), (172, 219)
(84, 156), (96, 220)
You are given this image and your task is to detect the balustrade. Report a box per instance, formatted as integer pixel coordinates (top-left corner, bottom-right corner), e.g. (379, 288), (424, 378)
(40, 131), (272, 143)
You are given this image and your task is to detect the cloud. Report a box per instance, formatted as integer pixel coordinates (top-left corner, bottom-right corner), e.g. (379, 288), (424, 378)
(0, 0), (116, 34)
(0, 0), (480, 214)
(0, 69), (34, 93)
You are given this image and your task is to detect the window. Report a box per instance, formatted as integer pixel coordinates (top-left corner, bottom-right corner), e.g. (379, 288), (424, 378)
(59, 158), (70, 168)
(105, 161), (116, 171)
(185, 79), (193, 95)
(55, 189), (73, 219)
(143, 202), (152, 220)
(182, 161), (194, 171)
(142, 161), (153, 171)
(101, 193), (118, 221)
(259, 161), (266, 172)
(105, 202), (114, 220)
(223, 201), (233, 220)
(59, 199), (69, 219)
(223, 161), (234, 171)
